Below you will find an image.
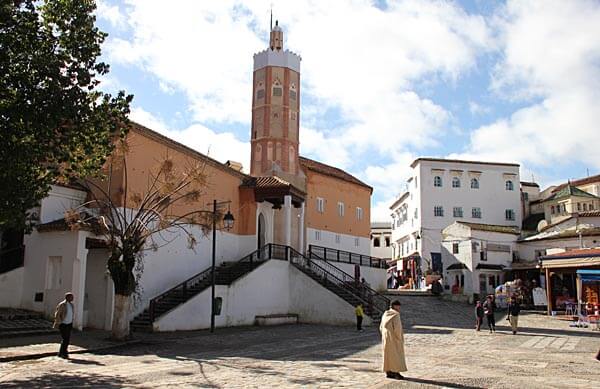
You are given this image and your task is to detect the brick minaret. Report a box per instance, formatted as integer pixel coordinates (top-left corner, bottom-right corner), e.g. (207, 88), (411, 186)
(250, 21), (301, 178)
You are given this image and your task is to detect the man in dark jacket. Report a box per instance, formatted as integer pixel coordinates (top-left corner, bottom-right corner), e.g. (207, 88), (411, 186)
(508, 294), (521, 335)
(483, 295), (496, 333)
(475, 301), (484, 331)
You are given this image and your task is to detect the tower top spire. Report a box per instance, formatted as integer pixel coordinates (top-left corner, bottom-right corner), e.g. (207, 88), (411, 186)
(270, 20), (283, 51)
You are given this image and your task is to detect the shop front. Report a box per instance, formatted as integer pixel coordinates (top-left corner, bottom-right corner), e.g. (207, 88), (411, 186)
(540, 249), (600, 315)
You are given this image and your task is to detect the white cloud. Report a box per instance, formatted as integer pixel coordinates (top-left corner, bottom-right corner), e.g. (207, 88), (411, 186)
(96, 0), (126, 29)
(104, 0), (492, 184)
(130, 107), (250, 172)
(464, 0), (600, 172)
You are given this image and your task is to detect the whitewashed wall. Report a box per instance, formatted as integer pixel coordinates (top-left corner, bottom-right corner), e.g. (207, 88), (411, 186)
(39, 185), (87, 223)
(154, 259), (373, 331)
(0, 267), (23, 307)
(306, 227), (370, 256)
(312, 259), (387, 292)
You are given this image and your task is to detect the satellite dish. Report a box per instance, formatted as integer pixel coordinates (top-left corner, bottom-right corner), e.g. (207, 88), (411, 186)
(537, 220), (548, 232)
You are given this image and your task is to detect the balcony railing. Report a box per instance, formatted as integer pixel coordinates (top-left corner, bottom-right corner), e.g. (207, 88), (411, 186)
(308, 245), (388, 268)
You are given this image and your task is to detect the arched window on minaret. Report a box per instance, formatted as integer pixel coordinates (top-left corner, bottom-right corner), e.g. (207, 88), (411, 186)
(289, 146), (295, 174)
(255, 144), (262, 162)
(289, 82), (297, 101)
(272, 78), (282, 97)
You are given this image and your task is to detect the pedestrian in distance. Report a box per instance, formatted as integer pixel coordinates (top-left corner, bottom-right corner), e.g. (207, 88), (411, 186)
(355, 303), (364, 332)
(53, 292), (75, 359)
(507, 294), (521, 335)
(483, 294), (496, 333)
(475, 300), (484, 331)
(380, 300), (407, 380)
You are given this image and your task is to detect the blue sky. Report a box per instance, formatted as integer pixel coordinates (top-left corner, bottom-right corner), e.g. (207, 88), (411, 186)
(94, 0), (600, 221)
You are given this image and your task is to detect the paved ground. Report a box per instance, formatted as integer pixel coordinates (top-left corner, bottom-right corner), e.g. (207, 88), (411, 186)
(0, 296), (598, 388)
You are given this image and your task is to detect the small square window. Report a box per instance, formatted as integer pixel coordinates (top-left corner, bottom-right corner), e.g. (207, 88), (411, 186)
(452, 243), (459, 254)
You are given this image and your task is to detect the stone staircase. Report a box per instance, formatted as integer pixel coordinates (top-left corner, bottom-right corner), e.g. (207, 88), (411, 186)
(0, 308), (54, 337)
(130, 259), (266, 331)
(292, 262), (381, 320)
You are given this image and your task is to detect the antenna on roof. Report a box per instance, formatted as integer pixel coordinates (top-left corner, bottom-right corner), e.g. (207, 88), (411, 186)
(587, 168), (590, 177)
(270, 5), (273, 31)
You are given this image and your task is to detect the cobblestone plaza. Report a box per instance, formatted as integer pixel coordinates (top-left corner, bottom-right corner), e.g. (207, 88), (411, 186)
(1, 297), (598, 388)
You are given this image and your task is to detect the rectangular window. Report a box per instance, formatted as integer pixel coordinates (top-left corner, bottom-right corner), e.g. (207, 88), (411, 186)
(315, 230), (321, 241)
(354, 237), (360, 247)
(335, 234), (340, 244)
(505, 209), (515, 221)
(256, 89), (265, 99)
(480, 251), (487, 261)
(356, 207), (363, 220)
(583, 203), (588, 211)
(289, 90), (297, 100)
(452, 243), (459, 254)
(591, 203), (595, 210)
(434, 206), (444, 217)
(578, 203), (581, 211)
(472, 207), (482, 219)
(337, 202), (345, 217)
(316, 197), (324, 213)
(272, 87), (282, 96)
(414, 208), (418, 219)
(385, 237), (390, 247)
(453, 207), (463, 218)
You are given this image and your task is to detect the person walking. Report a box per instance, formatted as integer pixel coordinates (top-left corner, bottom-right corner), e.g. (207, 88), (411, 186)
(483, 295), (496, 333)
(355, 303), (364, 332)
(475, 301), (484, 331)
(53, 292), (75, 359)
(507, 294), (521, 335)
(380, 300), (407, 380)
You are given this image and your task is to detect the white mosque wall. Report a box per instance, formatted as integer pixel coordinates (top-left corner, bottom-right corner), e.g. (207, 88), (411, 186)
(306, 227), (370, 256)
(0, 267), (23, 308)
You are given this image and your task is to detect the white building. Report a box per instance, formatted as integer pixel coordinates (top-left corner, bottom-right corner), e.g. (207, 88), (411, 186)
(441, 222), (520, 298)
(370, 222), (392, 259)
(390, 158), (522, 278)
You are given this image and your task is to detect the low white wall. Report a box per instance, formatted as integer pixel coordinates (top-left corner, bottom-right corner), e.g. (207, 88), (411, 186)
(134, 224), (255, 319)
(154, 285), (229, 331)
(154, 259), (373, 331)
(0, 267), (24, 307)
(225, 260), (290, 326)
(313, 259), (387, 292)
(289, 265), (372, 326)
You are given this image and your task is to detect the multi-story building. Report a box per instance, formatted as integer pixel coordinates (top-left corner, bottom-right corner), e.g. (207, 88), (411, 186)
(390, 158), (522, 277)
(370, 222), (392, 259)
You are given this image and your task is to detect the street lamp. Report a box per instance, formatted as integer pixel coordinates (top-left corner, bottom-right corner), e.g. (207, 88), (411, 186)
(210, 200), (234, 333)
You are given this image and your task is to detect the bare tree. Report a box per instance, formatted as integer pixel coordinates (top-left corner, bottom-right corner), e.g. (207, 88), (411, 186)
(67, 147), (218, 340)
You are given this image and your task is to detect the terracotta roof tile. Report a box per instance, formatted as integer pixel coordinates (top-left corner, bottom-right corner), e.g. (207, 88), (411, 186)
(552, 173), (600, 193)
(299, 156), (372, 192)
(544, 248), (600, 258)
(456, 222), (521, 235)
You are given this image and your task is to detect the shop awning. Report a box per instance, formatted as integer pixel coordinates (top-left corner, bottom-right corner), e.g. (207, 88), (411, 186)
(476, 264), (505, 271)
(542, 256), (600, 269)
(447, 263), (468, 270)
(576, 269), (600, 282)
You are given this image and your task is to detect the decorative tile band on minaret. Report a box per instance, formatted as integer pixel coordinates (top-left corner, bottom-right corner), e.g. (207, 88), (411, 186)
(250, 20), (302, 179)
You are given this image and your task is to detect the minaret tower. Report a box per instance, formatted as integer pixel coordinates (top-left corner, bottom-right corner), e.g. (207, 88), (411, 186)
(250, 21), (301, 182)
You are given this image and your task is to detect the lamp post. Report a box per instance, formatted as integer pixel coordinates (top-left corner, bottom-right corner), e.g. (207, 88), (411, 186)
(210, 200), (235, 333)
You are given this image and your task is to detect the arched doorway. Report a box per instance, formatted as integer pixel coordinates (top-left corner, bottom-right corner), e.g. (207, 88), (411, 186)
(257, 213), (266, 250)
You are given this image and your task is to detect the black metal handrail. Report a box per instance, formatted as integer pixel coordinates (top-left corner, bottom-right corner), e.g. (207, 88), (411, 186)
(148, 244), (272, 322)
(0, 245), (25, 274)
(308, 245), (388, 268)
(303, 249), (390, 317)
(146, 243), (390, 322)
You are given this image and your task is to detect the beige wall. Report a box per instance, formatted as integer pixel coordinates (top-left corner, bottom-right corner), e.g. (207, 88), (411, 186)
(112, 129), (256, 236)
(304, 170), (371, 238)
